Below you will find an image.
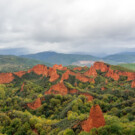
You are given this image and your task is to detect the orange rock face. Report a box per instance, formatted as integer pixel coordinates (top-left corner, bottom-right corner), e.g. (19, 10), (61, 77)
(73, 67), (83, 71)
(48, 67), (60, 82)
(94, 62), (109, 72)
(81, 105), (105, 132)
(28, 64), (48, 76)
(0, 73), (14, 84)
(131, 80), (135, 88)
(27, 98), (41, 110)
(14, 71), (26, 78)
(75, 73), (95, 83)
(45, 82), (68, 95)
(20, 82), (25, 92)
(61, 70), (75, 82)
(101, 87), (106, 91)
(106, 68), (120, 81)
(69, 89), (78, 94)
(80, 93), (93, 101)
(118, 72), (135, 81)
(84, 66), (97, 78)
(53, 64), (67, 70)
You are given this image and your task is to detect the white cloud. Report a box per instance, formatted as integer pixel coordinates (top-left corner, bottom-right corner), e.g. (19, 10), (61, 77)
(0, 0), (135, 55)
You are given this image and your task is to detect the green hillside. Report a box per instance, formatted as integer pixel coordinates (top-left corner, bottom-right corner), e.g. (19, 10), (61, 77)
(119, 63), (135, 71)
(0, 55), (51, 72)
(103, 52), (135, 63)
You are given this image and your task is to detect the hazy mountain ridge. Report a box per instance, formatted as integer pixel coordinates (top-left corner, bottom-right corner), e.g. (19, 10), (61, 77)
(22, 51), (135, 65)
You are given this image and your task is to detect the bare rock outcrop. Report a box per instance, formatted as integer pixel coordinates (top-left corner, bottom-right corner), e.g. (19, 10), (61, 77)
(0, 73), (14, 84)
(131, 80), (135, 88)
(27, 98), (41, 110)
(80, 93), (93, 101)
(81, 105), (105, 132)
(45, 82), (68, 95)
(14, 71), (26, 78)
(28, 64), (48, 76)
(48, 67), (60, 82)
(84, 66), (97, 78)
(94, 62), (109, 72)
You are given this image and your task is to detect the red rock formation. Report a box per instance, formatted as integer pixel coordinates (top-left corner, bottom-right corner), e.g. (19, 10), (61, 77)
(84, 66), (97, 78)
(81, 105), (105, 132)
(53, 64), (67, 71)
(80, 93), (93, 101)
(106, 68), (120, 81)
(131, 80), (135, 88)
(14, 71), (26, 78)
(118, 72), (135, 81)
(69, 89), (78, 94)
(48, 67), (60, 82)
(0, 73), (14, 84)
(73, 67), (83, 71)
(75, 73), (95, 83)
(94, 62), (109, 72)
(101, 87), (106, 91)
(105, 79), (108, 84)
(20, 82), (25, 92)
(28, 64), (48, 76)
(61, 70), (75, 82)
(45, 82), (68, 95)
(27, 98), (41, 110)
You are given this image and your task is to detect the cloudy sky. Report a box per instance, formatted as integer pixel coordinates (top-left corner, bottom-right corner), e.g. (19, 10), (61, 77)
(0, 0), (135, 56)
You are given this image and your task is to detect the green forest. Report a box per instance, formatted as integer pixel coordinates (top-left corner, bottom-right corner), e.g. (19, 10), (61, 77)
(0, 63), (135, 135)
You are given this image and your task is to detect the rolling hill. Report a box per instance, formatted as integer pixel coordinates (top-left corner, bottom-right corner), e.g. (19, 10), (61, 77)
(0, 55), (51, 72)
(103, 52), (135, 63)
(119, 63), (135, 71)
(22, 51), (99, 66)
(22, 51), (135, 66)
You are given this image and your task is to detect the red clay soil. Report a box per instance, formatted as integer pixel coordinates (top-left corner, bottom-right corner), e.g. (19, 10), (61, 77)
(106, 68), (120, 81)
(73, 67), (83, 71)
(53, 64), (67, 70)
(93, 62), (135, 81)
(48, 67), (60, 82)
(84, 66), (97, 78)
(27, 98), (41, 110)
(20, 82), (25, 92)
(75, 73), (95, 83)
(81, 105), (105, 132)
(131, 80), (135, 88)
(80, 93), (93, 101)
(69, 89), (78, 94)
(28, 64), (48, 76)
(0, 73), (14, 84)
(45, 82), (68, 95)
(14, 71), (27, 78)
(94, 62), (109, 72)
(118, 72), (135, 81)
(61, 70), (76, 82)
(101, 87), (106, 91)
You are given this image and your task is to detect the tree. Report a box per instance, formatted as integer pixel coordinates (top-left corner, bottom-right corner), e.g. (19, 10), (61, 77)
(63, 129), (75, 135)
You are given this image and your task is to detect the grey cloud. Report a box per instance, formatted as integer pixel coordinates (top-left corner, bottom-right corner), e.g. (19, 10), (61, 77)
(0, 0), (135, 55)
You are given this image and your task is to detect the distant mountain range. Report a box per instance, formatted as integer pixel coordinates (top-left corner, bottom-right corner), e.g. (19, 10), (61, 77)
(21, 51), (100, 66)
(0, 51), (134, 72)
(22, 51), (135, 66)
